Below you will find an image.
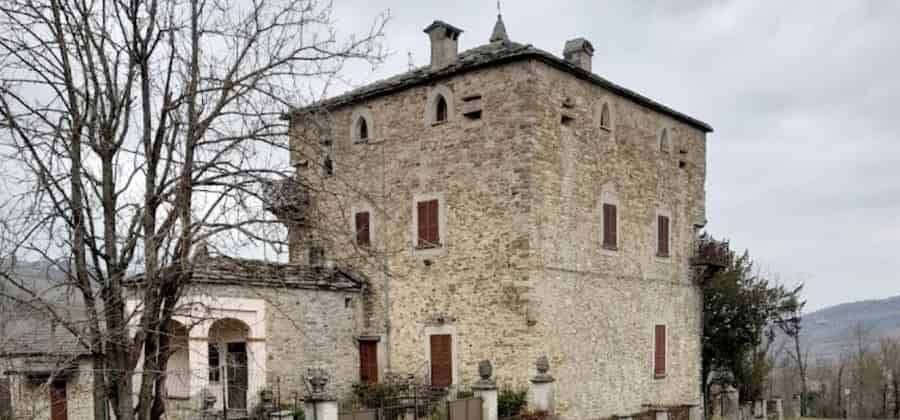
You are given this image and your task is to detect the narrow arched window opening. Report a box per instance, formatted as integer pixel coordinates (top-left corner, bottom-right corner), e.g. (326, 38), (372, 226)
(324, 155), (333, 176)
(358, 118), (368, 140)
(435, 95), (448, 123)
(659, 129), (670, 153)
(600, 103), (611, 128)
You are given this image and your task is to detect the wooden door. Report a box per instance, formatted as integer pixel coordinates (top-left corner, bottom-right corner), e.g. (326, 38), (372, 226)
(49, 380), (67, 420)
(430, 334), (452, 388)
(359, 341), (378, 384)
(226, 342), (248, 409)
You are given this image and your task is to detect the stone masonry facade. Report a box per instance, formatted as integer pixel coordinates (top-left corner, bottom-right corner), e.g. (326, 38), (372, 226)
(286, 17), (711, 420)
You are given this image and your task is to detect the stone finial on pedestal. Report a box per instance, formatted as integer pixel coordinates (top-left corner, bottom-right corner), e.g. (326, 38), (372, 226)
(473, 360), (498, 420)
(304, 368), (338, 420)
(530, 356), (555, 414)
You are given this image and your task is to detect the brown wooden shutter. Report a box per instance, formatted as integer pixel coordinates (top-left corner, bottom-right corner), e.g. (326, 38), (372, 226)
(602, 203), (617, 249)
(359, 340), (378, 384)
(417, 200), (440, 248)
(49, 381), (67, 420)
(355, 212), (371, 247)
(658, 215), (670, 257)
(430, 334), (452, 388)
(654, 325), (667, 378)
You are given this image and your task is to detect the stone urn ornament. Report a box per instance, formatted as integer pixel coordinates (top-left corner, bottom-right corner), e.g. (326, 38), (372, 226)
(532, 355), (554, 383)
(306, 367), (331, 398)
(473, 359), (496, 390)
(478, 360), (493, 380)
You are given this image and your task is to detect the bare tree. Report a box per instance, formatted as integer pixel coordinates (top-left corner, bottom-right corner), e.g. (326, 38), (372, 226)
(0, 1), (387, 419)
(880, 338), (900, 418)
(775, 291), (808, 415)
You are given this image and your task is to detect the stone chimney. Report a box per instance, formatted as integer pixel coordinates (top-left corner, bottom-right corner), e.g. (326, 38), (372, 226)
(563, 38), (594, 73)
(424, 20), (464, 69)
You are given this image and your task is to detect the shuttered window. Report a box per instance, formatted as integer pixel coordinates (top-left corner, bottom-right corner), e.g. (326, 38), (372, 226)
(417, 200), (440, 248)
(602, 203), (617, 249)
(430, 334), (452, 388)
(359, 340), (378, 385)
(657, 215), (670, 257)
(355, 212), (371, 247)
(654, 325), (667, 378)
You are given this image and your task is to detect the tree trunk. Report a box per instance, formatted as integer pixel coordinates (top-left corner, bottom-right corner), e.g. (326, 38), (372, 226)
(893, 375), (899, 419)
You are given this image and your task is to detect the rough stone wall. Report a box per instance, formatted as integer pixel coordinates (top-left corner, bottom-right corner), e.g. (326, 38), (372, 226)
(525, 61), (706, 418)
(289, 60), (542, 390)
(5, 358), (94, 420)
(288, 55), (708, 419)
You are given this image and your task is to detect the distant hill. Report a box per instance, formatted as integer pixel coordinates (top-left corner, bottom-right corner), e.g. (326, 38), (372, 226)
(787, 295), (900, 363)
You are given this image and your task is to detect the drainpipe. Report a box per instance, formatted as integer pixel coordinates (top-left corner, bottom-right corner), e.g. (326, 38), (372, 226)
(380, 140), (392, 373)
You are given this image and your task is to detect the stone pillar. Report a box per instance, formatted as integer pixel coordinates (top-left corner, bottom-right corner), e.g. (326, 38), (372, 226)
(654, 409), (669, 420)
(472, 360), (498, 420)
(303, 368), (338, 420)
(724, 386), (740, 420)
(789, 394), (801, 418)
(740, 402), (752, 420)
(753, 400), (766, 419)
(771, 399), (783, 420)
(529, 356), (555, 414)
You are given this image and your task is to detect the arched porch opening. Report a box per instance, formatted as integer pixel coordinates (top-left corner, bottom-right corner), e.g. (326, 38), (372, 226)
(208, 318), (250, 410)
(162, 320), (190, 398)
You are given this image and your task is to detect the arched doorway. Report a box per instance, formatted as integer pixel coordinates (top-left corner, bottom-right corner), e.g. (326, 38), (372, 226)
(162, 320), (190, 398)
(208, 318), (250, 410)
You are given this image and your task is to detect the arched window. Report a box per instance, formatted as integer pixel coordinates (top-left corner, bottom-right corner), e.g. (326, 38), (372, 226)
(323, 155), (333, 176)
(358, 117), (368, 140)
(659, 129), (670, 153)
(435, 95), (448, 123)
(600, 103), (611, 129)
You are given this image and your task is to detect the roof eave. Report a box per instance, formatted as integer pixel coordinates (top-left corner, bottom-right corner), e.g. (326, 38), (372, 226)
(285, 49), (713, 134)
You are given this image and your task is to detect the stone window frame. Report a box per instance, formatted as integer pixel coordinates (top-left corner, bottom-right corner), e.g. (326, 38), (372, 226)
(652, 323), (669, 380)
(411, 192), (448, 257)
(425, 85), (455, 126)
(351, 203), (376, 249)
(654, 207), (673, 261)
(598, 189), (621, 255)
(658, 128), (672, 154)
(350, 107), (376, 144)
(424, 324), (459, 388)
(596, 99), (614, 133)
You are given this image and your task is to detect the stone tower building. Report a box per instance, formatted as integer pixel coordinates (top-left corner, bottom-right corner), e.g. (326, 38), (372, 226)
(286, 16), (712, 419)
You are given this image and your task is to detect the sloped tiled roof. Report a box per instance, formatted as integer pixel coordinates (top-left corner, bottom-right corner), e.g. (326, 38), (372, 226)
(126, 255), (368, 292)
(289, 40), (712, 133)
(0, 304), (90, 358)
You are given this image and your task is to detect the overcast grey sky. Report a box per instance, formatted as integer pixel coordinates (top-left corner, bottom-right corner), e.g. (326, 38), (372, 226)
(326, 0), (900, 312)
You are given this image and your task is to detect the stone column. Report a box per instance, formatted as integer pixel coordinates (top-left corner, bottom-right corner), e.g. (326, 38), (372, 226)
(654, 409), (669, 420)
(472, 361), (498, 420)
(303, 368), (339, 420)
(773, 399), (783, 420)
(789, 394), (801, 418)
(753, 400), (766, 419)
(529, 356), (555, 414)
(724, 386), (740, 420)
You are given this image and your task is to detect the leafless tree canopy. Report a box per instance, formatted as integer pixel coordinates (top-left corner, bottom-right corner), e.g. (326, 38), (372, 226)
(0, 0), (387, 418)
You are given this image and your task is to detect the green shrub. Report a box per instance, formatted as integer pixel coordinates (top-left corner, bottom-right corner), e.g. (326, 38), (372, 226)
(456, 389), (475, 399)
(352, 380), (409, 408)
(498, 386), (528, 418)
